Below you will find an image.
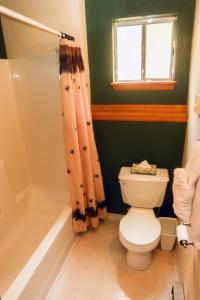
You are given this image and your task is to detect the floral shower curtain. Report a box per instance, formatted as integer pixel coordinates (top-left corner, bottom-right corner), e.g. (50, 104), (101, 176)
(59, 39), (107, 233)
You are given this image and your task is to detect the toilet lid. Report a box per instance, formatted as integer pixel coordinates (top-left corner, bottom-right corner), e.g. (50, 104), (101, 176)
(119, 209), (161, 246)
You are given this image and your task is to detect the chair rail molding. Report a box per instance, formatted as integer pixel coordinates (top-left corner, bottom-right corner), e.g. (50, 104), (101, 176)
(91, 104), (187, 123)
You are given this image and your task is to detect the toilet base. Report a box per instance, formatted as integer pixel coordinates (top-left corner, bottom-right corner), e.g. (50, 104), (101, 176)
(126, 250), (152, 270)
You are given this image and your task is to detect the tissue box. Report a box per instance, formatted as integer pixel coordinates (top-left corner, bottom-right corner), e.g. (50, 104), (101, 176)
(131, 163), (157, 175)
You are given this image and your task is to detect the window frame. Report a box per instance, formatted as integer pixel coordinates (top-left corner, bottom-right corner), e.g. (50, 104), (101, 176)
(112, 14), (178, 83)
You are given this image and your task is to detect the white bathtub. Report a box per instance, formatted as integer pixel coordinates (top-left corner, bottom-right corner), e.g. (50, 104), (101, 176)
(0, 166), (74, 300)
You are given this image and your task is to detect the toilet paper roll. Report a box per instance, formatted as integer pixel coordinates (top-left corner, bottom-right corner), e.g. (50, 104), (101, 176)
(176, 224), (189, 245)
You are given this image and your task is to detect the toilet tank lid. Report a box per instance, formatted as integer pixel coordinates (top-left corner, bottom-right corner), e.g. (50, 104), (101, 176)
(118, 167), (169, 183)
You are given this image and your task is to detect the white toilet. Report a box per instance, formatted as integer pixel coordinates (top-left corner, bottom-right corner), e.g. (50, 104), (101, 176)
(118, 167), (169, 270)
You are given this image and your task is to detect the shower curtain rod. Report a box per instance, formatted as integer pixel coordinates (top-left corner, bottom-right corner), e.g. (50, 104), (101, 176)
(0, 5), (74, 41)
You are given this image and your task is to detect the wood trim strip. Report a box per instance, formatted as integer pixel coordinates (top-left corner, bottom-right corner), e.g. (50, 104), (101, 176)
(91, 104), (187, 123)
(111, 81), (177, 91)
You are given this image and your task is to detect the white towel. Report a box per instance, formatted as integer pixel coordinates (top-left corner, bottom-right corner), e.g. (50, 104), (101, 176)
(173, 141), (200, 249)
(172, 168), (194, 223)
(185, 141), (200, 185)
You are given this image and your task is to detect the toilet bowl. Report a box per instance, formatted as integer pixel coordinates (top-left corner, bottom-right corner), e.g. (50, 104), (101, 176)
(119, 208), (161, 270)
(118, 166), (169, 270)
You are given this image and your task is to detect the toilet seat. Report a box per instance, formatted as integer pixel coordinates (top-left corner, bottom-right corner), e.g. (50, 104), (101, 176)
(119, 208), (161, 253)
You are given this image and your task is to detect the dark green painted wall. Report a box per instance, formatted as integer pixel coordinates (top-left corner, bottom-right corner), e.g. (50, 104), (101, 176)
(0, 19), (7, 59)
(94, 121), (186, 216)
(86, 0), (195, 215)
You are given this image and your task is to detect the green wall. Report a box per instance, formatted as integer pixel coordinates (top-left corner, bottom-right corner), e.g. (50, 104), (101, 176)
(0, 19), (7, 59)
(94, 121), (186, 216)
(86, 0), (195, 215)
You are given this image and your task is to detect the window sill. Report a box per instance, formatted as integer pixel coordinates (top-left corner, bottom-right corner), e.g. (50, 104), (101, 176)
(111, 81), (177, 91)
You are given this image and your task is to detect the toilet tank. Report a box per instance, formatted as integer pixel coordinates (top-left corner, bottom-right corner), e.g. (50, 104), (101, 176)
(118, 167), (169, 208)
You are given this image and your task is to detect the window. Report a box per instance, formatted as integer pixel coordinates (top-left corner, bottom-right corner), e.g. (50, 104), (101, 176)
(112, 14), (177, 87)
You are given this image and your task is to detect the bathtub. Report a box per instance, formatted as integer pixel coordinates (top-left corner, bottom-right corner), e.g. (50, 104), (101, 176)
(0, 163), (74, 300)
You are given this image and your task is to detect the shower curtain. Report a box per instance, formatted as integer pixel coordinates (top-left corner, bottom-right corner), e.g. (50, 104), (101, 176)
(59, 39), (107, 233)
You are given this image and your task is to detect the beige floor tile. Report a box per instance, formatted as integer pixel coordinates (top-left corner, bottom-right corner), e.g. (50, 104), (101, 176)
(47, 214), (178, 300)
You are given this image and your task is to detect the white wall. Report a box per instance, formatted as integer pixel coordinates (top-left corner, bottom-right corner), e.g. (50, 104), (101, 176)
(0, 0), (88, 60)
(178, 1), (200, 300)
(0, 60), (30, 196)
(0, 0), (89, 188)
(183, 0), (200, 164)
(176, 245), (200, 300)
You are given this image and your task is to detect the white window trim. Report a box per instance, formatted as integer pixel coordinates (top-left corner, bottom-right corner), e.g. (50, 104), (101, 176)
(112, 14), (178, 83)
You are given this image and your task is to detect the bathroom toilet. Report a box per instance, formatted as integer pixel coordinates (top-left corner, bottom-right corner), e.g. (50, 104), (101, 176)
(118, 167), (169, 270)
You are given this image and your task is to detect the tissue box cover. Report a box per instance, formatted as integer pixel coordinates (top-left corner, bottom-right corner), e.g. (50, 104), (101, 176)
(131, 163), (157, 175)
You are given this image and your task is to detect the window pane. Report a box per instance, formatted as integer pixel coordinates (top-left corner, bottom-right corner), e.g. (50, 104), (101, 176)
(145, 22), (173, 79)
(116, 25), (142, 81)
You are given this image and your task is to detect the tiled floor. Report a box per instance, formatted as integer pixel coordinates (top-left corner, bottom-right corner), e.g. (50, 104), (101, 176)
(47, 214), (178, 300)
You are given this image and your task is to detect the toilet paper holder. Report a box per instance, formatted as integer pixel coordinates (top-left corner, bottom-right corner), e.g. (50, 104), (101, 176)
(179, 240), (193, 248)
(178, 222), (193, 248)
